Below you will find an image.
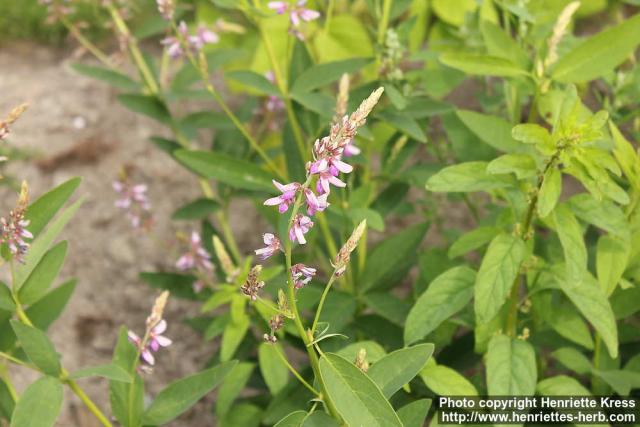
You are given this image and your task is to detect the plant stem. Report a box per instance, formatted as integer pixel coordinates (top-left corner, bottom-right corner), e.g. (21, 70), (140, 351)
(66, 378), (114, 427)
(311, 273), (336, 334)
(273, 345), (320, 396)
(325, 0), (335, 31)
(377, 0), (392, 45)
(60, 18), (113, 68)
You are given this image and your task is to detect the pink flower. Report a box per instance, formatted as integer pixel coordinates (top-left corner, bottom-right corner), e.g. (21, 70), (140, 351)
(291, 263), (316, 289)
(316, 167), (346, 195)
(304, 188), (328, 216)
(128, 319), (172, 367)
(161, 21), (219, 59)
(255, 233), (282, 260)
(196, 25), (219, 44)
(113, 179), (153, 229)
(264, 180), (301, 213)
(176, 231), (214, 272)
(0, 215), (32, 263)
(289, 1), (320, 26)
(267, 1), (288, 14)
(289, 214), (313, 244)
(343, 140), (361, 157)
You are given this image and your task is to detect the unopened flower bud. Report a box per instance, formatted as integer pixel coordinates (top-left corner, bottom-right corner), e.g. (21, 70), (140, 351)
(213, 236), (238, 282)
(146, 291), (169, 328)
(354, 348), (369, 373)
(241, 265), (265, 301)
(333, 220), (366, 276)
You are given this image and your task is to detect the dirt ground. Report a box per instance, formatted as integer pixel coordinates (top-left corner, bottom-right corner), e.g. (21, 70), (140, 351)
(0, 42), (266, 426)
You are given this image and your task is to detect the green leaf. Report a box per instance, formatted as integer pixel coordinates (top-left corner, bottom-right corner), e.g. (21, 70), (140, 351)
(349, 208), (384, 232)
(368, 344), (434, 398)
(227, 70), (280, 96)
(319, 353), (402, 427)
(486, 334), (537, 395)
(0, 378), (15, 421)
(362, 293), (409, 326)
(405, 266), (476, 344)
(432, 0), (477, 25)
(552, 347), (593, 375)
(274, 411), (307, 427)
(377, 111), (427, 142)
(140, 272), (200, 301)
(596, 235), (630, 295)
(25, 177), (81, 238)
(0, 284), (15, 312)
(487, 153), (537, 179)
(426, 162), (511, 192)
(302, 412), (340, 427)
(561, 272), (618, 358)
(537, 167), (562, 217)
(15, 198), (83, 287)
(118, 94), (171, 123)
(27, 279), (76, 330)
(474, 233), (526, 324)
(291, 58), (371, 93)
(456, 110), (520, 152)
(18, 241), (67, 305)
(10, 321), (60, 376)
(172, 198), (221, 220)
(420, 359), (478, 395)
(553, 204), (587, 284)
(220, 308), (249, 362)
(70, 363), (132, 382)
(71, 63), (140, 90)
(480, 20), (529, 68)
(593, 370), (640, 395)
(397, 399), (431, 427)
(567, 194), (628, 237)
(143, 361), (237, 425)
(259, 343), (289, 395)
(335, 341), (387, 364)
(290, 92), (334, 118)
(175, 149), (275, 192)
(551, 14), (640, 83)
(512, 123), (555, 155)
(109, 328), (142, 427)
(536, 375), (590, 395)
(360, 223), (429, 292)
(440, 53), (529, 77)
(216, 362), (254, 417)
(448, 226), (500, 258)
(10, 376), (63, 427)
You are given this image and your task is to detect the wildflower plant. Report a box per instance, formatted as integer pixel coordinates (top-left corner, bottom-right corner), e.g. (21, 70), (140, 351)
(25, 0), (640, 425)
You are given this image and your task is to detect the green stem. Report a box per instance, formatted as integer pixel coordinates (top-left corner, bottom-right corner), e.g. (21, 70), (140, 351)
(273, 345), (320, 396)
(325, 0), (335, 32)
(311, 273), (337, 334)
(66, 379), (114, 427)
(377, 0), (392, 45)
(61, 18), (113, 68)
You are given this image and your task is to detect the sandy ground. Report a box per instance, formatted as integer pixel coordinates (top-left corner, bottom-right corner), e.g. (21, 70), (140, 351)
(0, 42), (267, 426)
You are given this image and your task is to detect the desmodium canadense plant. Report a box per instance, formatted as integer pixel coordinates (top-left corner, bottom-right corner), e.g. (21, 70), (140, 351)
(0, 106), (236, 427)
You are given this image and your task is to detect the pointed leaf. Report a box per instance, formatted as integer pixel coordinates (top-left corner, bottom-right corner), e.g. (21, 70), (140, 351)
(426, 162), (511, 193)
(368, 344), (434, 398)
(456, 110), (520, 152)
(10, 321), (60, 376)
(18, 241), (67, 305)
(70, 363), (132, 383)
(25, 177), (81, 238)
(259, 344), (289, 395)
(486, 334), (537, 395)
(10, 376), (63, 427)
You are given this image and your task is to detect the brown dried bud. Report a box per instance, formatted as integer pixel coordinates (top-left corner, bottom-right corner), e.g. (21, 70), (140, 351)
(0, 103), (28, 141)
(241, 265), (265, 301)
(263, 333), (277, 344)
(334, 74), (350, 123)
(147, 291), (169, 328)
(333, 220), (366, 276)
(269, 314), (284, 332)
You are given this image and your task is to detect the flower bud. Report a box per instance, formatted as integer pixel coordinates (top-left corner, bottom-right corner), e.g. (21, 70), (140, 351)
(333, 220), (366, 276)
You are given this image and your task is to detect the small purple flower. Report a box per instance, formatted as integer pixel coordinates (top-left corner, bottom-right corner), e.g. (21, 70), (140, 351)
(269, 1), (320, 26)
(113, 179), (153, 229)
(291, 263), (316, 289)
(128, 319), (172, 367)
(162, 21), (219, 59)
(264, 180), (301, 213)
(289, 214), (313, 244)
(267, 1), (288, 14)
(343, 140), (361, 157)
(0, 215), (32, 263)
(176, 231), (214, 272)
(316, 167), (346, 195)
(255, 233), (282, 260)
(304, 188), (328, 216)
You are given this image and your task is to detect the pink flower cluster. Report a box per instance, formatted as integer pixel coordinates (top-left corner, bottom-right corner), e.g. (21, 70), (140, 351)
(268, 0), (320, 40)
(0, 209), (32, 263)
(113, 179), (153, 230)
(128, 319), (172, 367)
(162, 21), (219, 59)
(175, 231), (214, 292)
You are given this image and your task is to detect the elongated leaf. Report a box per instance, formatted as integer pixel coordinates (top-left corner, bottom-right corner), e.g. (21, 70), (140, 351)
(486, 334), (537, 395)
(552, 347), (593, 375)
(319, 353), (402, 427)
(18, 241), (67, 305)
(25, 177), (81, 238)
(216, 362), (254, 417)
(172, 198), (221, 220)
(15, 198), (83, 287)
(71, 63), (140, 90)
(537, 167), (562, 217)
(175, 149), (275, 192)
(27, 279), (76, 330)
(0, 378), (15, 421)
(440, 53), (529, 77)
(561, 273), (618, 358)
(426, 162), (511, 192)
(10, 321), (60, 376)
(259, 343), (289, 395)
(302, 412), (340, 427)
(227, 70), (280, 96)
(487, 153), (537, 179)
(551, 14), (640, 83)
(10, 376), (63, 427)
(456, 110), (520, 152)
(274, 411), (307, 427)
(553, 204), (587, 284)
(0, 284), (15, 312)
(475, 234), (526, 324)
(368, 344), (434, 398)
(596, 235), (630, 295)
(360, 223), (429, 292)
(420, 359), (478, 395)
(109, 327), (142, 427)
(480, 20), (529, 68)
(118, 94), (171, 123)
(143, 361), (237, 425)
(397, 399), (431, 427)
(377, 111), (427, 142)
(291, 58), (371, 93)
(140, 272), (199, 300)
(537, 375), (590, 395)
(362, 293), (409, 326)
(568, 194), (628, 237)
(70, 363), (132, 383)
(405, 266), (476, 344)
(448, 226), (500, 258)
